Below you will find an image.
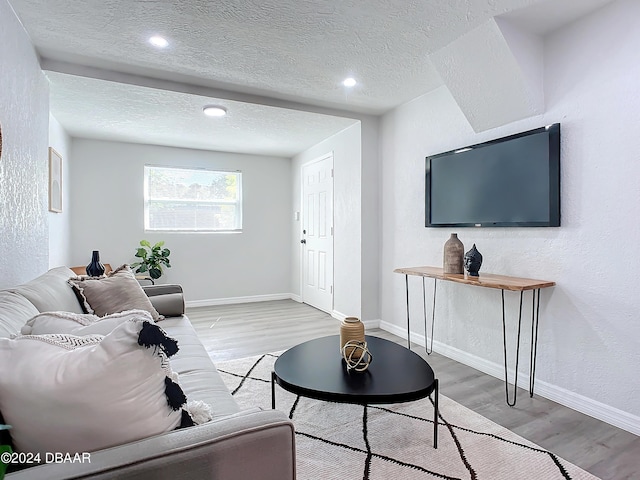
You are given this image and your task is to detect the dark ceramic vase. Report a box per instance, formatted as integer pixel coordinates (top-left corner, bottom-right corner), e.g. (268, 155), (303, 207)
(86, 250), (105, 277)
(464, 244), (483, 277)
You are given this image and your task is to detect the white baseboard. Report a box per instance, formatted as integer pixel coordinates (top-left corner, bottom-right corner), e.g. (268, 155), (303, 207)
(332, 310), (381, 329)
(379, 321), (640, 436)
(186, 293), (294, 308)
(363, 319), (381, 329)
(331, 310), (346, 321)
(362, 318), (381, 329)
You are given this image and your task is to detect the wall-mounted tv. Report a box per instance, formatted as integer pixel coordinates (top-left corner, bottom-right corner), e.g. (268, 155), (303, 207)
(426, 123), (560, 228)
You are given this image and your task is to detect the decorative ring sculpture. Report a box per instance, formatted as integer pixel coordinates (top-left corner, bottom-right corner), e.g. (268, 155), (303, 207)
(341, 340), (373, 372)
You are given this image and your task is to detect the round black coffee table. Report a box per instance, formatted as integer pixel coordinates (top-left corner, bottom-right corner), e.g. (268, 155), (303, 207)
(271, 335), (439, 448)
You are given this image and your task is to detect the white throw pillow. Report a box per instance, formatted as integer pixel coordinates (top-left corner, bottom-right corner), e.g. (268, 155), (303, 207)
(21, 309), (154, 336)
(0, 314), (195, 456)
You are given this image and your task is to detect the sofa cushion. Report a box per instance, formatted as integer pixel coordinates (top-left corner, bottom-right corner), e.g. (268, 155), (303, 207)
(0, 291), (39, 338)
(161, 316), (240, 419)
(68, 264), (162, 321)
(143, 284), (185, 317)
(11, 266), (84, 314)
(21, 309), (155, 336)
(0, 313), (193, 456)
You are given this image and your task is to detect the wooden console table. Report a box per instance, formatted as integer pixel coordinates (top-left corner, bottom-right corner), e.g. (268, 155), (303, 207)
(393, 266), (555, 406)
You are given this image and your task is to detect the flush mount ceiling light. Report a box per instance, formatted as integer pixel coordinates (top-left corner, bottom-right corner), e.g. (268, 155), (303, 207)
(202, 105), (227, 117)
(343, 77), (357, 87)
(148, 36), (169, 48)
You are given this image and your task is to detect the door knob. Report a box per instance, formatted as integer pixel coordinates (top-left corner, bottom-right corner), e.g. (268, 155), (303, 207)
(300, 239), (306, 244)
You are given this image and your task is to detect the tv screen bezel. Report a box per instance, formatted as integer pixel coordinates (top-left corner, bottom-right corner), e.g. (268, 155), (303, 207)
(425, 123), (561, 228)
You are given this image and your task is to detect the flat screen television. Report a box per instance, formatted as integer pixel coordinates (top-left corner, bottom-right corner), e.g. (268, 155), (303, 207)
(425, 123), (560, 227)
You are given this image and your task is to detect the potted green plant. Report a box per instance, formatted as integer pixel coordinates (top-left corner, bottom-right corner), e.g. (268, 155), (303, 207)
(131, 240), (171, 280)
(1, 424), (11, 479)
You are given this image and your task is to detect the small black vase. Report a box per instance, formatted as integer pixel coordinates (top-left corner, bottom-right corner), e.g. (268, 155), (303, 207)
(464, 244), (483, 277)
(86, 250), (105, 277)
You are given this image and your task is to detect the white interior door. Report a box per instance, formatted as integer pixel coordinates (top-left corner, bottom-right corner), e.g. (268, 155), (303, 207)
(301, 153), (334, 313)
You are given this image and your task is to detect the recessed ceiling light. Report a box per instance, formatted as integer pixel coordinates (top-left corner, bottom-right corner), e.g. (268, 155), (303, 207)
(149, 36), (169, 48)
(343, 77), (357, 87)
(203, 105), (227, 117)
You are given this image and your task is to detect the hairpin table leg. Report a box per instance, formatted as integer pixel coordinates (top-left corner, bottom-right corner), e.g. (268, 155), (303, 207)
(423, 277), (436, 355)
(405, 274), (411, 349)
(529, 289), (541, 398)
(502, 290), (524, 407)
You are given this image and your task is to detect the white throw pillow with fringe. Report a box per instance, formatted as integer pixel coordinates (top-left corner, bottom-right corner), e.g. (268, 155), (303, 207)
(20, 309), (154, 336)
(0, 313), (208, 456)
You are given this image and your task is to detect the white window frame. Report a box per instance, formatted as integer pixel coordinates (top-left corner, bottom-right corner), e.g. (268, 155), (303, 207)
(144, 165), (243, 233)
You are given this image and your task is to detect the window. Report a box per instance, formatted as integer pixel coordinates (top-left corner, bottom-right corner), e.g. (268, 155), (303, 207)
(144, 165), (242, 232)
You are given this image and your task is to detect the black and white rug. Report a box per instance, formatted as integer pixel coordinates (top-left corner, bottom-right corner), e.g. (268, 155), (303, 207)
(217, 352), (600, 480)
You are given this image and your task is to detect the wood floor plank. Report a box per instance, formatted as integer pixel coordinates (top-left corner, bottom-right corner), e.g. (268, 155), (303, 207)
(186, 299), (639, 480)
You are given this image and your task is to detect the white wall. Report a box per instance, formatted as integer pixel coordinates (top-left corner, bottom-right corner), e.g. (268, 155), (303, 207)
(0, 0), (50, 288)
(360, 116), (381, 322)
(380, 0), (640, 433)
(292, 123), (362, 318)
(48, 114), (72, 268)
(69, 139), (292, 303)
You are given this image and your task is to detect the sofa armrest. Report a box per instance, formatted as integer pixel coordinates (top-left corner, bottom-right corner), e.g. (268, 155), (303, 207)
(7, 409), (295, 480)
(142, 284), (185, 317)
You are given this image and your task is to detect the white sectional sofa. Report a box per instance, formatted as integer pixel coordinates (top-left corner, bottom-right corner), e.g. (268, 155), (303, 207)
(0, 266), (295, 480)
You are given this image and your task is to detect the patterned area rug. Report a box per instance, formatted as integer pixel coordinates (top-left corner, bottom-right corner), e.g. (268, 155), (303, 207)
(217, 352), (600, 480)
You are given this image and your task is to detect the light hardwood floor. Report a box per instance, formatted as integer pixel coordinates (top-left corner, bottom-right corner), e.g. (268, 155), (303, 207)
(187, 300), (639, 480)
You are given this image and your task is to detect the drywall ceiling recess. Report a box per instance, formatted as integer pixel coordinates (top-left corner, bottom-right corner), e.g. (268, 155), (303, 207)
(202, 105), (227, 117)
(429, 18), (544, 133)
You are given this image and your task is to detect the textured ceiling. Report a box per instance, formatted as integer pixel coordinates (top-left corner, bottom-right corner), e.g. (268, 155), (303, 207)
(44, 72), (357, 157)
(9, 0), (615, 156)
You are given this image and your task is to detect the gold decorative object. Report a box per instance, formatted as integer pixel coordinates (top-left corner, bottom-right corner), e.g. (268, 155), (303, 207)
(341, 340), (373, 372)
(340, 316), (365, 359)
